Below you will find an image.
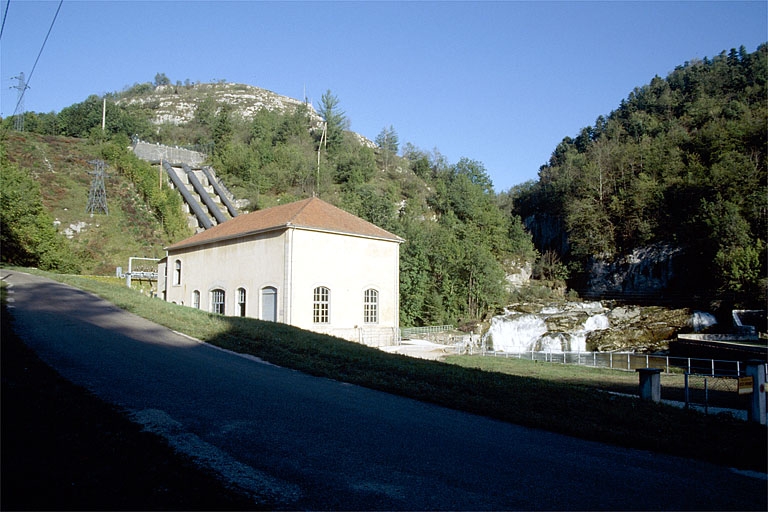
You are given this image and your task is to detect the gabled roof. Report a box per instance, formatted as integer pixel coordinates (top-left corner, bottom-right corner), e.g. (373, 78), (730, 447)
(166, 197), (403, 251)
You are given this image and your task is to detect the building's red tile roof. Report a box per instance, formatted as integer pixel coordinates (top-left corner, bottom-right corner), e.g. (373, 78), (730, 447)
(166, 197), (403, 251)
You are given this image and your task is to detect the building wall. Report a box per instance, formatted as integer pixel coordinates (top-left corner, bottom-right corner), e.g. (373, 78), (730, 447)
(165, 230), (286, 320)
(163, 227), (401, 345)
(288, 229), (400, 339)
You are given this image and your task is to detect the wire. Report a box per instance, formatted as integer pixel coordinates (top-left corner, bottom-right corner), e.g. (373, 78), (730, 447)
(12, 0), (63, 117)
(0, 0), (10, 41)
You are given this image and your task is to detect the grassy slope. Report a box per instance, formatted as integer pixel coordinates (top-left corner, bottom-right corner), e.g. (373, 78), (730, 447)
(3, 133), (173, 275)
(9, 269), (767, 475)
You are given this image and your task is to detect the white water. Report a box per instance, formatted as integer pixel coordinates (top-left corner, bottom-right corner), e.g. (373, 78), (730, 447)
(486, 314), (547, 352)
(691, 311), (717, 332)
(485, 307), (610, 353)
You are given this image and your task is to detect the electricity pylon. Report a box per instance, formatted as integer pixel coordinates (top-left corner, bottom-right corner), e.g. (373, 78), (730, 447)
(86, 160), (110, 215)
(10, 72), (29, 132)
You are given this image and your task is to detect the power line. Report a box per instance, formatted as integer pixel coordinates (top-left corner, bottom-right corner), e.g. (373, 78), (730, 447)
(0, 0), (10, 41)
(12, 0), (63, 117)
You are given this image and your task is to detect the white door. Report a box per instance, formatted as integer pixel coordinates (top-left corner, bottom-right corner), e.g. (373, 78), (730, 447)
(261, 287), (277, 322)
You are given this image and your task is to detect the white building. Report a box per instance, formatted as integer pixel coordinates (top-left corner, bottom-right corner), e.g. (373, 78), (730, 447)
(159, 197), (403, 346)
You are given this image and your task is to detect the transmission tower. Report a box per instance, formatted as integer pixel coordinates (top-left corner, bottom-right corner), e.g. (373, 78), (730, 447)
(10, 72), (29, 131)
(86, 160), (110, 215)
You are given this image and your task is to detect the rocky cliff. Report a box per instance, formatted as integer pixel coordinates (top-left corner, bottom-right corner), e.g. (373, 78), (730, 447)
(118, 82), (323, 126)
(585, 243), (685, 300)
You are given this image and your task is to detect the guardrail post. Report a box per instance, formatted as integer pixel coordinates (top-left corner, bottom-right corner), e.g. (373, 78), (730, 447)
(745, 361), (766, 425)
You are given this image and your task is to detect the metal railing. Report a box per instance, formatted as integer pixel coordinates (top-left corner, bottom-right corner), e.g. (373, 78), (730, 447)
(400, 325), (454, 338)
(479, 350), (747, 376)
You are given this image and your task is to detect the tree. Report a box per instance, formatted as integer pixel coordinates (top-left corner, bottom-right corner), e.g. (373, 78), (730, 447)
(376, 125), (399, 171)
(154, 73), (171, 86)
(317, 90), (346, 151)
(0, 150), (81, 272)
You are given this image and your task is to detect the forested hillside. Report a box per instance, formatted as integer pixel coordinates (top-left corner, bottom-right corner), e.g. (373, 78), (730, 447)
(4, 45), (765, 325)
(1, 79), (536, 327)
(506, 44), (767, 308)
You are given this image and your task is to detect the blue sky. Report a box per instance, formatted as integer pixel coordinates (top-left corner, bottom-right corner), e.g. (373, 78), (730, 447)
(2, 1), (766, 192)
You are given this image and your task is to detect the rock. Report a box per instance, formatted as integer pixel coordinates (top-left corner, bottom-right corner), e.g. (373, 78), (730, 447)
(486, 300), (691, 354)
(586, 243), (684, 298)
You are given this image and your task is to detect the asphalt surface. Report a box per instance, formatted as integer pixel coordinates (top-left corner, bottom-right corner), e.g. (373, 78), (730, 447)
(3, 269), (767, 510)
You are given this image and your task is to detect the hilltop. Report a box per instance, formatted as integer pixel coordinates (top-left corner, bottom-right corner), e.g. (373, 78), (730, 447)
(116, 81), (324, 127)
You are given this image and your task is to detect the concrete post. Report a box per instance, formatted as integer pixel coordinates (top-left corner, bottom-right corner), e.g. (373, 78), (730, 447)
(637, 368), (662, 403)
(745, 361), (766, 425)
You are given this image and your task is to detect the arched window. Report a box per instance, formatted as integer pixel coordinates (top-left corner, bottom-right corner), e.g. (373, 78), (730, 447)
(237, 287), (246, 317)
(211, 289), (225, 315)
(313, 286), (330, 324)
(192, 290), (200, 309)
(173, 259), (182, 285)
(364, 288), (378, 324)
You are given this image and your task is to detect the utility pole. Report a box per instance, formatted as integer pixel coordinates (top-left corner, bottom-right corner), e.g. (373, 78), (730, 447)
(86, 160), (110, 215)
(316, 121), (327, 197)
(10, 72), (29, 132)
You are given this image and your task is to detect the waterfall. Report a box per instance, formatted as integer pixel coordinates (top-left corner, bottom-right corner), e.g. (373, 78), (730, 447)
(691, 311), (717, 332)
(584, 314), (610, 331)
(486, 314), (547, 352)
(484, 306), (610, 353)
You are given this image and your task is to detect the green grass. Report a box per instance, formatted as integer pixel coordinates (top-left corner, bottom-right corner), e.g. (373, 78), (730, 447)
(9, 267), (768, 473)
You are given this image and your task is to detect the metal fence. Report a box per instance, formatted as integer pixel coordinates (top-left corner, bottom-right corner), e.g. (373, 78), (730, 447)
(684, 373), (746, 413)
(479, 350), (747, 377)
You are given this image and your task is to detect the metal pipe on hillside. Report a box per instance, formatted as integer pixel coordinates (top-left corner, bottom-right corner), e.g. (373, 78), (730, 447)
(162, 160), (213, 229)
(202, 166), (238, 218)
(182, 164), (227, 225)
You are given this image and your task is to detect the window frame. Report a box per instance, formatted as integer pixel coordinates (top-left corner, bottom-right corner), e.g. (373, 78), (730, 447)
(173, 259), (182, 286)
(363, 288), (379, 324)
(192, 290), (200, 309)
(211, 288), (226, 315)
(313, 286), (330, 324)
(237, 287), (247, 317)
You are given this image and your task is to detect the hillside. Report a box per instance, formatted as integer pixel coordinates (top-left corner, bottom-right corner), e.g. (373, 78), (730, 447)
(4, 45), (766, 324)
(1, 84), (537, 326)
(505, 44), (767, 309)
(1, 132), (186, 276)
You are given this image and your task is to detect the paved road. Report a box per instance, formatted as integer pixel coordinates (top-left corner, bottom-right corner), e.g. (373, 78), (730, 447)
(3, 270), (766, 510)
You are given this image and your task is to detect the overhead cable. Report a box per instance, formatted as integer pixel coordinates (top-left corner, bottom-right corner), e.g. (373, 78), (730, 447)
(12, 0), (64, 117)
(0, 0), (10, 41)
